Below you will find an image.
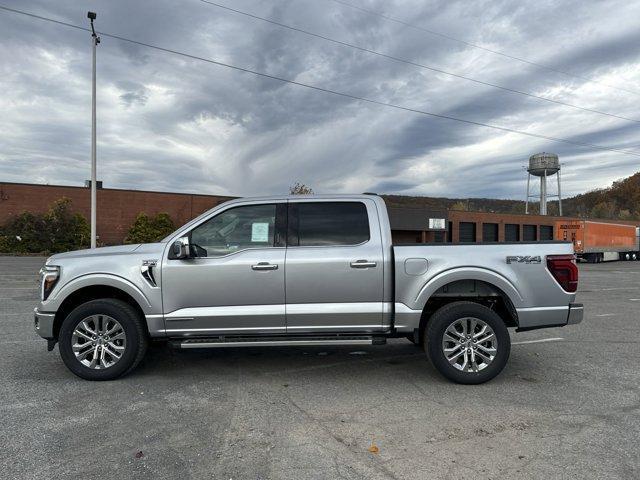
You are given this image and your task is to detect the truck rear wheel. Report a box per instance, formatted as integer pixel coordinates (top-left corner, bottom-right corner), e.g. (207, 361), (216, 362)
(58, 299), (148, 381)
(424, 301), (510, 384)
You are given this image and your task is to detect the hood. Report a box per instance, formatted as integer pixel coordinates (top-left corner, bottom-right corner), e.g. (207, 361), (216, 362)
(47, 243), (166, 263)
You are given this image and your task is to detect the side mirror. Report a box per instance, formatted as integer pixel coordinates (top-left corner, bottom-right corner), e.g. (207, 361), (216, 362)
(172, 237), (190, 259)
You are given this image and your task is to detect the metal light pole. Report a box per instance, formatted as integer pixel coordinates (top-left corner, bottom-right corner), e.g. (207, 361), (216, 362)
(88, 11), (100, 248)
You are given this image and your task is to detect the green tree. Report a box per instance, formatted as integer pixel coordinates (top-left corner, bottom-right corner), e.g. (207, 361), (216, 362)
(0, 198), (89, 254)
(125, 212), (175, 244)
(45, 198), (90, 252)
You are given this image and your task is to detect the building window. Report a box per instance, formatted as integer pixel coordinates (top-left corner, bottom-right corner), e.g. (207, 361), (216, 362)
(482, 223), (499, 242)
(459, 222), (476, 243)
(505, 224), (520, 242)
(540, 225), (554, 241)
(433, 231), (445, 243)
(523, 224), (537, 241)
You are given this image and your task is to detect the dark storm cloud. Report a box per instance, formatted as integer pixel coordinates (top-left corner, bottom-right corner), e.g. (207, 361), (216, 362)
(1, 0), (639, 199)
(544, 26), (640, 78)
(116, 81), (149, 107)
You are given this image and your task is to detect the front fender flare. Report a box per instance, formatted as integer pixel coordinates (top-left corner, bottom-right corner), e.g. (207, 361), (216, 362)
(47, 273), (153, 314)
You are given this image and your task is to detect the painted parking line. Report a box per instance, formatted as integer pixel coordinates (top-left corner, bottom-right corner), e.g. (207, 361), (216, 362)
(512, 337), (564, 345)
(630, 299), (640, 302)
(595, 313), (617, 317)
(0, 340), (43, 344)
(580, 287), (640, 292)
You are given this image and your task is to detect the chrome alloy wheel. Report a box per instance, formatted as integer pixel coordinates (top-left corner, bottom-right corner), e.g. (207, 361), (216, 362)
(71, 315), (127, 369)
(442, 317), (498, 372)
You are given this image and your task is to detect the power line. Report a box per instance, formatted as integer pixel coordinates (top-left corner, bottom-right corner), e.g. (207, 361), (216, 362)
(1, 4), (639, 158)
(327, 0), (640, 97)
(199, 0), (640, 124)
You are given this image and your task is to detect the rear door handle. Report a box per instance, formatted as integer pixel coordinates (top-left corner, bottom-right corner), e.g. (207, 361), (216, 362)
(251, 262), (278, 271)
(350, 260), (377, 269)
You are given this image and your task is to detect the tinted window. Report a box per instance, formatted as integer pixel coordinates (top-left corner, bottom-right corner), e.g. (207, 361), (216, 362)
(523, 224), (537, 241)
(294, 202), (369, 246)
(505, 224), (520, 242)
(540, 225), (554, 240)
(191, 204), (276, 257)
(459, 222), (476, 243)
(482, 223), (499, 242)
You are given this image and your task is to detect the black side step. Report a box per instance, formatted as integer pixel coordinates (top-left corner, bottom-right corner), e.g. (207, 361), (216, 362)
(171, 335), (387, 349)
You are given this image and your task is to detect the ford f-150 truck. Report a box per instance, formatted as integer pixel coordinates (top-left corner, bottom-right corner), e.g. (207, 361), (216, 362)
(34, 195), (583, 383)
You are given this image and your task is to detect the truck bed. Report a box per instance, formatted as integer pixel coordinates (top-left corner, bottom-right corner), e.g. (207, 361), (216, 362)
(392, 241), (575, 330)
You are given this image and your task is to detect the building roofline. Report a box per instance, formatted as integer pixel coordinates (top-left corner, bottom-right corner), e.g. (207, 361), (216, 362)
(0, 180), (236, 199)
(0, 182), (382, 203)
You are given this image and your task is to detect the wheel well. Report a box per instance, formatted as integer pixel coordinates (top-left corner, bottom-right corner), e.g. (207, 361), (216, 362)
(53, 285), (147, 340)
(418, 280), (518, 339)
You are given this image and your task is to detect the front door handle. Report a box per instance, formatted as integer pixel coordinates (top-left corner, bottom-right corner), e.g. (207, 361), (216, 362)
(251, 262), (278, 271)
(350, 260), (377, 269)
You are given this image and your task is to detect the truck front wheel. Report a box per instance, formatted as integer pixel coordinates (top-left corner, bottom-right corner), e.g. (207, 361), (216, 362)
(58, 299), (148, 381)
(424, 301), (510, 384)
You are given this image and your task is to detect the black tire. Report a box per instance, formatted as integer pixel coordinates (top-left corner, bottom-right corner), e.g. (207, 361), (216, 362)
(424, 301), (510, 384)
(58, 299), (148, 381)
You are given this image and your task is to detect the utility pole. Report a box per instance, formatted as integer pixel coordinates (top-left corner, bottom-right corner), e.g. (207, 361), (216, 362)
(88, 11), (100, 248)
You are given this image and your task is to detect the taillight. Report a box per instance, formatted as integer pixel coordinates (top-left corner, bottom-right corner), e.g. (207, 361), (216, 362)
(546, 254), (578, 293)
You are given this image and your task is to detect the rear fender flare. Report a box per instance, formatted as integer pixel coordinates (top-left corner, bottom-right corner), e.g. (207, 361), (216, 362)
(413, 267), (523, 311)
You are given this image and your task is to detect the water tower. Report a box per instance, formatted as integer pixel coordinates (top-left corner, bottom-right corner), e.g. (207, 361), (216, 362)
(525, 152), (562, 215)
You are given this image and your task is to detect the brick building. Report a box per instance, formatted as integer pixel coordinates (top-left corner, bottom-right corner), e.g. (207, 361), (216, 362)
(0, 182), (233, 245)
(447, 210), (558, 243)
(1, 181), (637, 246)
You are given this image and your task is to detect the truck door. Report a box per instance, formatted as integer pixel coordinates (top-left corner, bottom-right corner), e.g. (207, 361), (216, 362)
(284, 200), (385, 332)
(161, 202), (287, 335)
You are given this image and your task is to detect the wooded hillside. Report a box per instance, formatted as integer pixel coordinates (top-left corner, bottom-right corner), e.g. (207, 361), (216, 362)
(383, 171), (640, 220)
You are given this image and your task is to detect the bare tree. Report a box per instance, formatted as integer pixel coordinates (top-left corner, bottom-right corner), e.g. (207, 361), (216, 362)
(289, 182), (314, 195)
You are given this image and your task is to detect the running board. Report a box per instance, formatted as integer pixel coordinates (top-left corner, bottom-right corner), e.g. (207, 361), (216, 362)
(171, 335), (386, 349)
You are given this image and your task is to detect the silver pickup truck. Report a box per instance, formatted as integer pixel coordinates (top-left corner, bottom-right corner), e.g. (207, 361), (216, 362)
(34, 194), (582, 383)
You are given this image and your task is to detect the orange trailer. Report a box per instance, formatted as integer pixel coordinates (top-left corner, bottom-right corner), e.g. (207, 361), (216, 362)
(555, 220), (639, 263)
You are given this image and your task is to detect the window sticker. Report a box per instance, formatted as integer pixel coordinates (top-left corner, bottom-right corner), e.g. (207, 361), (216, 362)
(251, 223), (269, 242)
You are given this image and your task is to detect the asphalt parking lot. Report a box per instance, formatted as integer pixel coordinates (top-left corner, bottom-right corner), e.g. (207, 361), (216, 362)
(1, 256), (638, 479)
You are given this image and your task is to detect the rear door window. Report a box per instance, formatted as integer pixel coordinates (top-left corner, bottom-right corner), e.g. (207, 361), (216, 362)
(290, 202), (370, 246)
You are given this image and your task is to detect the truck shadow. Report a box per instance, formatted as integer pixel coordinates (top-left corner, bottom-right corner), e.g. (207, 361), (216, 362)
(131, 340), (546, 386)
(138, 339), (437, 379)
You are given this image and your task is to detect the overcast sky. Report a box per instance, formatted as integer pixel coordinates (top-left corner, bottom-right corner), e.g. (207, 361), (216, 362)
(1, 0), (639, 199)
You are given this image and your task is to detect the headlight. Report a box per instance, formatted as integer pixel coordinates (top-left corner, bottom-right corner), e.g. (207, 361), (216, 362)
(39, 265), (60, 301)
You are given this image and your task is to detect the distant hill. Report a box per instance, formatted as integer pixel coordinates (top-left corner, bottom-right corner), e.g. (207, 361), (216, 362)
(382, 171), (640, 220)
(561, 172), (640, 220)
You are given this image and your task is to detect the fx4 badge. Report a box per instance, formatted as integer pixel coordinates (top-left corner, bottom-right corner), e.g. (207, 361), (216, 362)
(506, 255), (541, 264)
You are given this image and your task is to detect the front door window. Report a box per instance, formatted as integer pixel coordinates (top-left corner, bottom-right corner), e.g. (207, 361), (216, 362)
(190, 204), (276, 257)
